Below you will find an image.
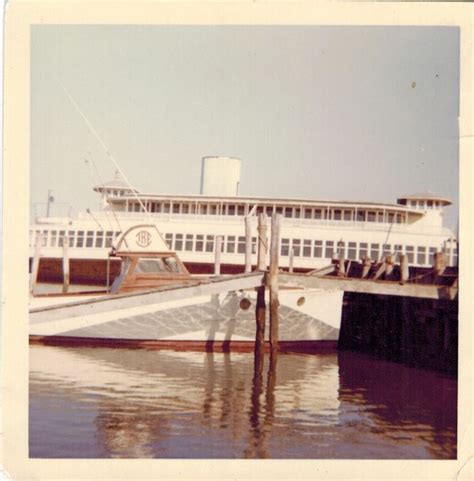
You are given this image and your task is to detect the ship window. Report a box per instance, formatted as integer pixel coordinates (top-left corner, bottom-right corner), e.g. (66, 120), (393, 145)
(325, 241), (334, 259)
(303, 240), (312, 257)
(135, 258), (168, 274)
(304, 208), (312, 219)
(294, 208), (301, 218)
(292, 239), (301, 257)
(164, 256), (181, 273)
(256, 205), (264, 215)
(370, 243), (379, 262)
(165, 233), (173, 249)
(427, 200), (433, 209)
(377, 212), (384, 222)
(417, 246), (426, 265)
(237, 236), (246, 254)
(265, 206), (273, 216)
(195, 235), (204, 252)
(275, 207), (283, 215)
(201, 204), (208, 215)
(337, 241), (345, 257)
(173, 203), (180, 214)
(227, 205), (235, 216)
(237, 205), (245, 216)
(394, 244), (402, 262)
(383, 244), (391, 256)
(396, 214), (402, 224)
(310, 240), (321, 258)
(134, 203), (141, 212)
(104, 231), (113, 248)
(344, 210), (352, 221)
(209, 205), (217, 215)
(161, 203), (169, 213)
(367, 211), (376, 222)
(348, 242), (357, 260)
(429, 247), (437, 264)
(185, 234), (193, 251)
(314, 209), (322, 220)
(50, 230), (58, 247)
(334, 210), (342, 220)
(410, 200), (416, 207)
(406, 245), (414, 263)
(76, 231), (85, 248)
(359, 242), (368, 259)
(95, 231), (104, 248)
(388, 212), (395, 223)
(281, 238), (289, 256)
(226, 236), (236, 253)
(182, 204), (189, 214)
(175, 234), (183, 251)
(357, 210), (365, 222)
(205, 235), (214, 252)
(84, 231), (94, 248)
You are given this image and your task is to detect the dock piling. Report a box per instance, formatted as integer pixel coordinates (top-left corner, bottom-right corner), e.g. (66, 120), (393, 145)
(30, 231), (44, 294)
(214, 235), (222, 275)
(62, 236), (70, 293)
(269, 213), (281, 354)
(245, 216), (252, 273)
(400, 254), (409, 282)
(255, 214), (267, 357)
(362, 256), (371, 278)
(289, 248), (294, 273)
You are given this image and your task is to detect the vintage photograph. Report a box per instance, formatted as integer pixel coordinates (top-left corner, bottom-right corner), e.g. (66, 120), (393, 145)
(27, 24), (459, 459)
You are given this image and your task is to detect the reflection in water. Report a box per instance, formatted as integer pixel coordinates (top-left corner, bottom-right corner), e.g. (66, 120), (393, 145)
(29, 346), (456, 459)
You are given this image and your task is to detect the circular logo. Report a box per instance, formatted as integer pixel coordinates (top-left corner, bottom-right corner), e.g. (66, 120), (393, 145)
(136, 230), (152, 248)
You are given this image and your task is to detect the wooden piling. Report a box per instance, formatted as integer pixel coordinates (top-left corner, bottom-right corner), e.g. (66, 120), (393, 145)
(214, 235), (222, 276)
(385, 254), (394, 278)
(361, 256), (371, 278)
(30, 232), (44, 294)
(288, 248), (294, 273)
(373, 257), (387, 280)
(269, 213), (281, 354)
(245, 216), (252, 273)
(337, 248), (345, 277)
(434, 251), (446, 276)
(62, 236), (70, 293)
(400, 254), (409, 282)
(255, 214), (267, 357)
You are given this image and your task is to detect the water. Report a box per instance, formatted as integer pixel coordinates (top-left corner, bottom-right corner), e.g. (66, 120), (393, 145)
(29, 345), (457, 459)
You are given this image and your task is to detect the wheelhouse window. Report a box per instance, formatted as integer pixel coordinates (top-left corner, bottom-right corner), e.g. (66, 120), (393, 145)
(292, 239), (301, 257)
(209, 205), (217, 215)
(50, 230), (58, 247)
(237, 236), (246, 254)
(359, 242), (368, 259)
(163, 203), (170, 213)
(165, 233), (173, 249)
(367, 211), (376, 222)
(370, 243), (379, 262)
(406, 245), (414, 263)
(337, 241), (345, 257)
(76, 231), (85, 248)
(237, 205), (245, 216)
(394, 244), (402, 262)
(205, 235), (214, 253)
(343, 210), (352, 221)
(173, 203), (180, 214)
(383, 244), (391, 256)
(95, 231), (104, 248)
(334, 210), (342, 220)
(357, 210), (365, 222)
(304, 208), (312, 219)
(314, 209), (322, 220)
(429, 247), (437, 265)
(201, 204), (208, 215)
(182, 204), (189, 214)
(281, 238), (290, 256)
(294, 208), (301, 219)
(228, 205), (236, 216)
(85, 231), (94, 248)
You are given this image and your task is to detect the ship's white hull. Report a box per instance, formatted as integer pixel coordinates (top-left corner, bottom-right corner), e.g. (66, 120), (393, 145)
(30, 287), (344, 349)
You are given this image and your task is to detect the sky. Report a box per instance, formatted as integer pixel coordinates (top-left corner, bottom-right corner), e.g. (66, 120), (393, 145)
(30, 25), (460, 230)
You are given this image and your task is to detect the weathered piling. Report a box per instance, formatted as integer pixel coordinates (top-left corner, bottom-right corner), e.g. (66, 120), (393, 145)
(337, 248), (345, 277)
(288, 248), (294, 273)
(30, 232), (44, 294)
(361, 256), (371, 278)
(385, 255), (394, 278)
(254, 214), (267, 357)
(268, 213), (281, 354)
(214, 235), (222, 276)
(245, 216), (252, 273)
(62, 236), (70, 293)
(400, 254), (409, 282)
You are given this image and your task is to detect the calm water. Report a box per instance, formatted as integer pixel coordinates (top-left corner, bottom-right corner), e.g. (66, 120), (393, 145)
(29, 346), (457, 459)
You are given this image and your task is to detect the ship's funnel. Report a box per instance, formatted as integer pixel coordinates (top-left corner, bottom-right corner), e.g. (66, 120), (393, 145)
(200, 156), (241, 196)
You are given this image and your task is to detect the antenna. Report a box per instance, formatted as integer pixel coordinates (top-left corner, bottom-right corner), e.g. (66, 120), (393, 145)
(57, 80), (149, 216)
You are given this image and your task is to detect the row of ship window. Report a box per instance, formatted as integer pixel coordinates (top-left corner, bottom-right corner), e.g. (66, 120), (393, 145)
(126, 202), (407, 224)
(30, 229), (458, 266)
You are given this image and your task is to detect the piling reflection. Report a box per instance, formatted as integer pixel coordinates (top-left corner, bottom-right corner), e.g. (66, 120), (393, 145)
(29, 345), (456, 459)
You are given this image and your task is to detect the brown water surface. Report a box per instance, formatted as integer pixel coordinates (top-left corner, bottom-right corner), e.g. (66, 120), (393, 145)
(29, 346), (456, 458)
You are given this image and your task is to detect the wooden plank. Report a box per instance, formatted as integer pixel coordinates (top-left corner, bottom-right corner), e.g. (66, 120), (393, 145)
(30, 232), (43, 294)
(269, 213), (281, 353)
(306, 264), (335, 277)
(279, 272), (457, 300)
(31, 272), (266, 322)
(257, 213), (267, 271)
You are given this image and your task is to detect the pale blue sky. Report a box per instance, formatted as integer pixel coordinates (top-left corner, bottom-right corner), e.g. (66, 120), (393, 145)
(30, 26), (459, 229)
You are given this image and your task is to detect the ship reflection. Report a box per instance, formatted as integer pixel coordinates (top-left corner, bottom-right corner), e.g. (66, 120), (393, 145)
(29, 346), (456, 459)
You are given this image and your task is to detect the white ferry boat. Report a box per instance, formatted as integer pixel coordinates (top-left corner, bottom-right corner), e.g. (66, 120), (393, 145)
(30, 156), (458, 285)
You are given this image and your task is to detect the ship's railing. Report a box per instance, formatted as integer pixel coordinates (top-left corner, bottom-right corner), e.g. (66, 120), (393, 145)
(79, 210), (453, 237)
